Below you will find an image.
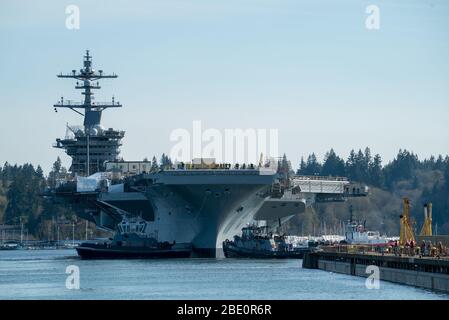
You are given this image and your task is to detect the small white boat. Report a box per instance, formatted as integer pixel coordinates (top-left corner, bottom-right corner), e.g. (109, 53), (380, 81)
(344, 220), (389, 245)
(342, 205), (389, 246)
(0, 242), (20, 250)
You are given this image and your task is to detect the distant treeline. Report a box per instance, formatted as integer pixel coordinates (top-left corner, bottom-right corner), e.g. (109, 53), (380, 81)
(0, 154), (176, 239)
(296, 148), (449, 190)
(0, 159), (76, 238)
(290, 148), (449, 235)
(1, 149), (449, 238)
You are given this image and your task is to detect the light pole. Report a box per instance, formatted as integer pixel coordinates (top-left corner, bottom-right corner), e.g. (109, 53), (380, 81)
(20, 217), (24, 245)
(72, 220), (75, 246)
(87, 131), (90, 176)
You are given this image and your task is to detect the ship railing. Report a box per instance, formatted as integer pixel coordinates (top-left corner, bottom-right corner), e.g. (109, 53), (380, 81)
(293, 175), (348, 182)
(53, 139), (123, 147)
(54, 100), (122, 108)
(90, 101), (122, 107)
(322, 244), (379, 255)
(163, 169), (265, 175)
(292, 180), (348, 194)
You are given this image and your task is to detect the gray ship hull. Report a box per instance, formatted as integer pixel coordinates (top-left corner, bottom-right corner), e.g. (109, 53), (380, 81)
(66, 169), (278, 257)
(222, 241), (307, 259)
(76, 243), (192, 259)
(146, 183), (270, 257)
(140, 170), (276, 257)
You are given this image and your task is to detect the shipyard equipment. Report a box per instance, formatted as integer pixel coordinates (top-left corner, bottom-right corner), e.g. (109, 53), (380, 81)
(419, 203), (433, 236)
(399, 198), (415, 246)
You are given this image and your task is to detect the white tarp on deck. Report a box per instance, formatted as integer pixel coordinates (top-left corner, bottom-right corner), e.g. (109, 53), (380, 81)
(76, 172), (109, 192)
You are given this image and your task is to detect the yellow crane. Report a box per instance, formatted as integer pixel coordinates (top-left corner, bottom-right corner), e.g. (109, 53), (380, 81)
(399, 198), (415, 246)
(419, 203), (433, 236)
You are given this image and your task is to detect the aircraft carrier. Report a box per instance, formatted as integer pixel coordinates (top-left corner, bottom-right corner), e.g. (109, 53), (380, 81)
(49, 51), (367, 257)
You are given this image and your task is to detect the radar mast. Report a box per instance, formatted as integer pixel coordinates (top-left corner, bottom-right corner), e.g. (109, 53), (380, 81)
(54, 51), (125, 176)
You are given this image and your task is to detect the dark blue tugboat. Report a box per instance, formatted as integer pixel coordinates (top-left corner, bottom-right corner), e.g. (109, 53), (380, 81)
(76, 217), (192, 259)
(223, 225), (316, 259)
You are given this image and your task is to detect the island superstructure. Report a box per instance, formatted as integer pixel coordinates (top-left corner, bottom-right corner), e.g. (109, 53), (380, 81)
(50, 51), (367, 257)
(54, 50), (124, 175)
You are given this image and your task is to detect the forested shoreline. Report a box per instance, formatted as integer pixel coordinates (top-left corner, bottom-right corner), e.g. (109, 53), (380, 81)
(1, 148), (448, 239)
(287, 148), (449, 236)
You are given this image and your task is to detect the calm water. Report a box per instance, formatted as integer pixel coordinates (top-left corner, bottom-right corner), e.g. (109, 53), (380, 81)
(0, 249), (447, 300)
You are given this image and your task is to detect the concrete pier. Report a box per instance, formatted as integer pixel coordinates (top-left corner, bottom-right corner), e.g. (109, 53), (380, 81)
(303, 250), (449, 293)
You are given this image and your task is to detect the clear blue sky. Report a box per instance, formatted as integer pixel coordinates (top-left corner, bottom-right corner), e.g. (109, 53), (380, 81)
(1, 0), (448, 173)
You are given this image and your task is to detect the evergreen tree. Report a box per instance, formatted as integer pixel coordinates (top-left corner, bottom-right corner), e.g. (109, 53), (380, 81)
(356, 149), (367, 181)
(36, 165), (44, 179)
(304, 153), (322, 175)
(423, 155), (436, 170)
(150, 156), (159, 172)
(345, 149), (365, 182)
(4, 164), (42, 232)
(53, 157), (62, 173)
(364, 147), (372, 169)
(383, 149), (418, 189)
(48, 157), (65, 188)
(297, 157), (306, 175)
(435, 155), (444, 170)
(369, 154), (383, 187)
(345, 149), (356, 180)
(0, 165), (3, 187)
(444, 159), (449, 190)
(278, 154), (290, 173)
(321, 149), (345, 176)
(160, 154), (173, 169)
(1, 161), (10, 186)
